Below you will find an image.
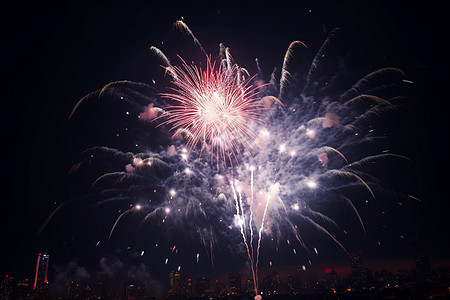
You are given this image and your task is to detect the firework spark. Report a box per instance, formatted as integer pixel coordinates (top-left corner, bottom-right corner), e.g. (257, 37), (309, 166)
(158, 56), (264, 165)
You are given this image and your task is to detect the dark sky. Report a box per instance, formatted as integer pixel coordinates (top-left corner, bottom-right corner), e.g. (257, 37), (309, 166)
(2, 0), (448, 290)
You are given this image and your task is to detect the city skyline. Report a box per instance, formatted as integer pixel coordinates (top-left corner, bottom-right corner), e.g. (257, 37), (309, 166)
(1, 248), (449, 299)
(6, 249), (450, 290)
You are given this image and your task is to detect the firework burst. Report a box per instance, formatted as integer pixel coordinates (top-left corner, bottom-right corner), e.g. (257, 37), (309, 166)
(46, 20), (417, 299)
(159, 56), (264, 165)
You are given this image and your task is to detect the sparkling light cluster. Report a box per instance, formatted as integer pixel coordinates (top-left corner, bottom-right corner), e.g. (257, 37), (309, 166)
(160, 57), (263, 164)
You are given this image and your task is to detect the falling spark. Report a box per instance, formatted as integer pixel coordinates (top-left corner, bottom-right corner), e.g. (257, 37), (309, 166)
(279, 41), (308, 98)
(231, 180), (256, 292)
(173, 20), (207, 57)
(256, 192), (271, 291)
(249, 165), (255, 260)
(149, 46), (177, 78)
(248, 166), (257, 293)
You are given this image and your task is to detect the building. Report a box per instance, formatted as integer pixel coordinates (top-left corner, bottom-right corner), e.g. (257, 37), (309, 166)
(271, 271), (280, 292)
(184, 278), (195, 296)
(125, 284), (147, 300)
(262, 271), (281, 294)
(15, 278), (31, 299)
(412, 238), (432, 278)
(33, 253), (49, 290)
(287, 274), (298, 294)
(228, 272), (242, 295)
(214, 280), (226, 296)
(243, 278), (255, 295)
(325, 268), (339, 290)
(0, 275), (14, 300)
(349, 253), (371, 289)
(125, 275), (147, 300)
(195, 277), (212, 297)
(168, 271), (181, 295)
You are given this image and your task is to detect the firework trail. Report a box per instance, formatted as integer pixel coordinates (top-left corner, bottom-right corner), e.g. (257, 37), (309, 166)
(249, 166), (255, 269)
(256, 190), (271, 292)
(225, 47), (234, 70)
(279, 40), (308, 98)
(305, 28), (341, 90)
(230, 167), (273, 294)
(230, 180), (257, 292)
(173, 20), (207, 57)
(255, 58), (262, 79)
(42, 19), (415, 298)
(149, 46), (177, 78)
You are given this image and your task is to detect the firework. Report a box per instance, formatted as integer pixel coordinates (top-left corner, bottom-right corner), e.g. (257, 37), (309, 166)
(173, 20), (207, 57)
(158, 56), (264, 165)
(279, 40), (308, 98)
(46, 20), (415, 298)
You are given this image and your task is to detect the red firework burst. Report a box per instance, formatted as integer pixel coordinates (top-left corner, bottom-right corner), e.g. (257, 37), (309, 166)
(160, 57), (263, 164)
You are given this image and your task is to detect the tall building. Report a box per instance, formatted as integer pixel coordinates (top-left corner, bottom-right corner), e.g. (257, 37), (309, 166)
(271, 271), (280, 292)
(214, 280), (226, 296)
(326, 268), (339, 290)
(287, 275), (294, 294)
(243, 278), (254, 294)
(168, 271), (181, 295)
(0, 275), (14, 300)
(262, 271), (281, 294)
(33, 253), (49, 290)
(125, 284), (147, 300)
(412, 238), (431, 277)
(195, 277), (211, 297)
(185, 278), (194, 296)
(16, 278), (31, 299)
(228, 272), (242, 295)
(349, 253), (371, 289)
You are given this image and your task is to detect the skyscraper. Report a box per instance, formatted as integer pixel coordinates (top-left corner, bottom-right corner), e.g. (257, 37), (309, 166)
(349, 253), (371, 288)
(228, 272), (242, 295)
(412, 238), (432, 277)
(262, 271), (281, 294)
(33, 253), (49, 290)
(168, 271), (181, 295)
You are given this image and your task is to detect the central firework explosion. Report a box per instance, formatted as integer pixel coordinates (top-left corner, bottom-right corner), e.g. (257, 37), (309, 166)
(159, 56), (263, 165)
(48, 20), (416, 298)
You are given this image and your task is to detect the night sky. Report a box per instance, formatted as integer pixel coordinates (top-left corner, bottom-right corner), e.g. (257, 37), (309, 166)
(2, 0), (448, 294)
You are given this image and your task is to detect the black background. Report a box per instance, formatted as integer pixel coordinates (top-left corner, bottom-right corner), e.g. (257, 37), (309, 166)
(2, 0), (448, 282)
